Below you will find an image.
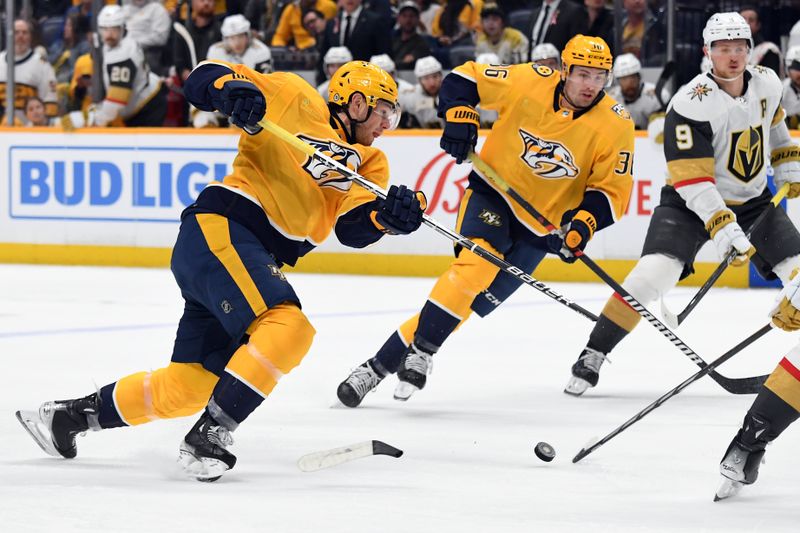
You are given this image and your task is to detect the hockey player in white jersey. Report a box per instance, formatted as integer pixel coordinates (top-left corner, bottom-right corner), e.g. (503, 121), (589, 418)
(608, 53), (667, 130)
(398, 55), (443, 128)
(61, 5), (166, 128)
(0, 19), (58, 124)
(194, 14), (273, 128)
(530, 43), (560, 71)
(565, 12), (800, 396)
(369, 54), (414, 95)
(317, 46), (353, 98)
(782, 46), (800, 129)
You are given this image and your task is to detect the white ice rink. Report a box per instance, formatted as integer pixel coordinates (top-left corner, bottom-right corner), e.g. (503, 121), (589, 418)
(1, 264), (798, 532)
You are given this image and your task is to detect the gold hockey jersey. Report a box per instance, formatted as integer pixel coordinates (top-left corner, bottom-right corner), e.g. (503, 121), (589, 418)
(450, 62), (635, 235)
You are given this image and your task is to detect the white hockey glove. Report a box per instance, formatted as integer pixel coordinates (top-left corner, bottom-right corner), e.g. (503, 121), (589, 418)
(706, 209), (755, 266)
(193, 110), (220, 129)
(771, 146), (800, 198)
(60, 107), (96, 131)
(647, 112), (665, 145)
(770, 269), (800, 331)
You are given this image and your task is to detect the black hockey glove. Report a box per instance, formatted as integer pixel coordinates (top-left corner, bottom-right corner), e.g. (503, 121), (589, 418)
(440, 106), (479, 164)
(546, 210), (597, 264)
(210, 74), (266, 134)
(373, 185), (427, 235)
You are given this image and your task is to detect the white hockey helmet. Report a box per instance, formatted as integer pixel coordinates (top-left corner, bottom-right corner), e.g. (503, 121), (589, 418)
(702, 12), (753, 49)
(324, 46), (354, 66)
(97, 5), (126, 29)
(221, 14), (251, 38)
(531, 43), (559, 62)
(786, 45), (800, 70)
(613, 53), (641, 78)
(414, 55), (442, 78)
(370, 54), (396, 75)
(475, 52), (500, 65)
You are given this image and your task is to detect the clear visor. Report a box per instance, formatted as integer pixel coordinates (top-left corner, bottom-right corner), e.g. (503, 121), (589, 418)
(567, 66), (613, 88)
(373, 99), (401, 130)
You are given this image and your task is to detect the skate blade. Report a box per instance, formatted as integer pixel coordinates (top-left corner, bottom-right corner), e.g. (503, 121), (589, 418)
(15, 410), (62, 458)
(393, 381), (419, 401)
(714, 477), (744, 501)
(178, 446), (230, 482)
(564, 377), (591, 396)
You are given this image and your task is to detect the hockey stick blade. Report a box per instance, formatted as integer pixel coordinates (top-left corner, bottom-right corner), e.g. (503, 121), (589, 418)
(297, 440), (403, 472)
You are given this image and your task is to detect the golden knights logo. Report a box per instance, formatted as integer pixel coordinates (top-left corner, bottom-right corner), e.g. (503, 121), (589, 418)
(518, 129), (579, 179)
(297, 135), (362, 191)
(688, 83), (712, 101)
(478, 209), (502, 227)
(727, 125), (764, 182)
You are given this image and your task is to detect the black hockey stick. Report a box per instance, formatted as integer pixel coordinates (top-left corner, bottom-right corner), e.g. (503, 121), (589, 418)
(654, 60), (677, 110)
(572, 323), (773, 463)
(660, 183), (790, 328)
(469, 153), (769, 394)
(259, 118), (599, 322)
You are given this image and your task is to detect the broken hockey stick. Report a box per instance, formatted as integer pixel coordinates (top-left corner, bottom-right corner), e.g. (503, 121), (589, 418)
(572, 323), (773, 463)
(468, 152), (769, 395)
(297, 440), (403, 472)
(258, 118), (598, 321)
(660, 183), (790, 329)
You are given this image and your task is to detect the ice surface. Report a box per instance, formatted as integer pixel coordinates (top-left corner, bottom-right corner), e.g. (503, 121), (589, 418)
(1, 264), (797, 532)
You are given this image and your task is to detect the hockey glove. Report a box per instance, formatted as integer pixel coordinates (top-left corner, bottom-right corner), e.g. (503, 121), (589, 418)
(210, 73), (266, 134)
(546, 210), (596, 264)
(371, 185), (427, 235)
(771, 146), (800, 198)
(440, 106), (479, 164)
(770, 269), (800, 331)
(706, 209), (755, 266)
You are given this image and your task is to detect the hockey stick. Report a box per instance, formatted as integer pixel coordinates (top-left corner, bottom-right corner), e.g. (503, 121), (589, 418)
(654, 60), (677, 110)
(258, 118), (599, 321)
(572, 323), (773, 463)
(468, 152), (769, 394)
(297, 440), (403, 472)
(660, 183), (790, 329)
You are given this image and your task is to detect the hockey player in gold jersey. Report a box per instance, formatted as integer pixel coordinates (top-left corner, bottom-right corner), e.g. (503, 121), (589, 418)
(337, 34), (634, 407)
(16, 60), (427, 481)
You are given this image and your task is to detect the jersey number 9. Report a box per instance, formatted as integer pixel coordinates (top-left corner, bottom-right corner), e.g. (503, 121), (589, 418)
(675, 124), (694, 150)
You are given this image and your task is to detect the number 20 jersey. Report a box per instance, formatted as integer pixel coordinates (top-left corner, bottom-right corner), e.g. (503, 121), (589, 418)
(664, 65), (784, 204)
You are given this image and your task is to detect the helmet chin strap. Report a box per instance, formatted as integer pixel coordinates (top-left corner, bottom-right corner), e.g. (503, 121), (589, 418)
(708, 69), (745, 82)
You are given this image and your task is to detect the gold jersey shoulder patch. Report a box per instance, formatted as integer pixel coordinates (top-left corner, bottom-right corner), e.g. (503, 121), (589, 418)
(611, 102), (631, 120)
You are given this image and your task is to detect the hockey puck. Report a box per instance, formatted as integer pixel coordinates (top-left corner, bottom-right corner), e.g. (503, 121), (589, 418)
(534, 441), (556, 462)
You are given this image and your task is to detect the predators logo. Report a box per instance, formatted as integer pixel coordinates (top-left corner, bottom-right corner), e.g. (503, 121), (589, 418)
(727, 125), (764, 183)
(518, 129), (579, 179)
(297, 135), (362, 191)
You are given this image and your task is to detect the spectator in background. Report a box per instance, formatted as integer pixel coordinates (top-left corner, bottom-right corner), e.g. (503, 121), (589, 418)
(430, 0), (479, 47)
(783, 47), (800, 129)
(399, 55), (443, 128)
(417, 0), (440, 35)
(272, 0), (337, 50)
(526, 0), (587, 59)
(316, 46), (353, 97)
(607, 53), (665, 130)
(171, 0), (223, 83)
(475, 3), (528, 65)
(52, 13), (91, 114)
(531, 42), (560, 70)
(24, 96), (55, 126)
(393, 0), (432, 70)
(320, 0), (391, 62)
(303, 8), (329, 47)
(123, 0), (172, 75)
(740, 5), (781, 76)
(585, 0), (614, 55)
(67, 53), (94, 113)
(66, 0), (95, 25)
(0, 19), (58, 125)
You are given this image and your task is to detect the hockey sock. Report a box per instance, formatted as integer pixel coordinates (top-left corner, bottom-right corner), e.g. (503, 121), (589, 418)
(753, 354), (800, 441)
(373, 331), (409, 374)
(586, 303), (637, 354)
(207, 373), (265, 429)
(413, 300), (460, 353)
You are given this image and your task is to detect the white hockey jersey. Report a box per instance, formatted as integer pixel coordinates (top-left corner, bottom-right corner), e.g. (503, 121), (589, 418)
(664, 66), (786, 204)
(782, 78), (800, 129)
(98, 36), (161, 125)
(206, 39), (272, 74)
(0, 48), (58, 122)
(608, 81), (665, 130)
(398, 84), (441, 128)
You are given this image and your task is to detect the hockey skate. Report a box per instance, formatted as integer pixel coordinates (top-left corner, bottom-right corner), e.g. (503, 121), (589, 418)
(564, 347), (609, 396)
(337, 360), (385, 408)
(714, 436), (766, 501)
(16, 394), (99, 459)
(178, 412), (236, 482)
(394, 344), (433, 401)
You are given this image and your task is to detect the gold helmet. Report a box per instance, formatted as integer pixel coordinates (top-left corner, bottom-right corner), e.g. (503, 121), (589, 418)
(328, 60), (399, 109)
(560, 34), (613, 79)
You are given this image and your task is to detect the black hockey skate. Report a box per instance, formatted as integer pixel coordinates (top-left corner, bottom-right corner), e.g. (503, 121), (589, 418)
(16, 393), (99, 459)
(714, 415), (770, 501)
(394, 344), (433, 401)
(564, 347), (609, 396)
(337, 360), (385, 408)
(178, 412), (236, 482)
